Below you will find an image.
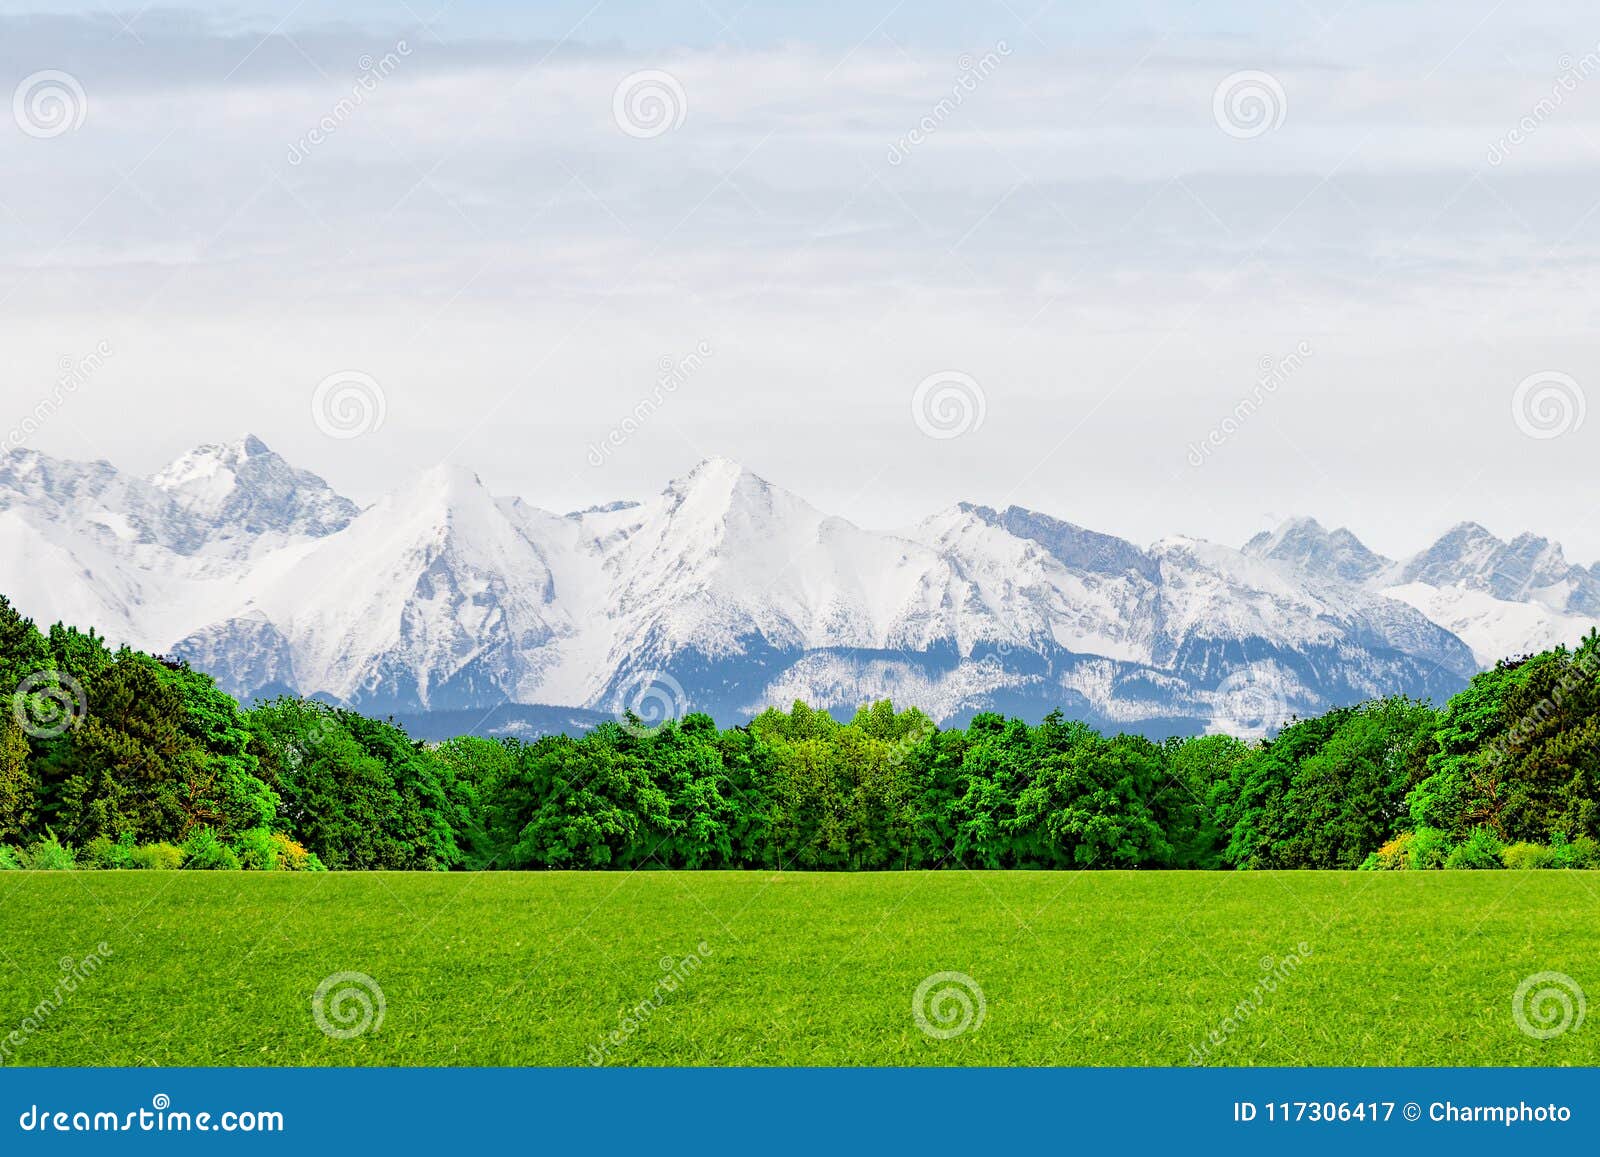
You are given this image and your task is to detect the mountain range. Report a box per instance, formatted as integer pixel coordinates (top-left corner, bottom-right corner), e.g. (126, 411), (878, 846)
(3, 436), (1596, 738)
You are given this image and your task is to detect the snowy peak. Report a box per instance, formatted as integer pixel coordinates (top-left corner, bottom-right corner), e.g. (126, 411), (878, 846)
(336, 462), (542, 575)
(3, 441), (1597, 730)
(0, 445), (192, 551)
(1243, 516), (1391, 584)
(629, 456), (842, 584)
(204, 457), (565, 711)
(1398, 521), (1504, 586)
(1399, 521), (1600, 614)
(150, 434), (265, 501)
(152, 434), (358, 541)
(396, 461), (491, 512)
(597, 456), (952, 660)
(657, 457), (803, 528)
(964, 503), (1158, 581)
(665, 454), (750, 496)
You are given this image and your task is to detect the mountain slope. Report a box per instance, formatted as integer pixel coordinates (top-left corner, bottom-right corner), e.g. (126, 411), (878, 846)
(2, 440), (1590, 732)
(1245, 516), (1600, 666)
(1394, 522), (1600, 615)
(176, 464), (568, 709)
(1243, 516), (1391, 584)
(152, 434), (359, 544)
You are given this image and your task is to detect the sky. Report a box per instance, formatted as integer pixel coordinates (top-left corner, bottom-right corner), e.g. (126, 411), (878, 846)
(2, 0), (1599, 562)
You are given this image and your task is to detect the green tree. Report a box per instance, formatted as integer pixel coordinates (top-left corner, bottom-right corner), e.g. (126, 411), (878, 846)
(0, 716), (34, 839)
(52, 652), (214, 843)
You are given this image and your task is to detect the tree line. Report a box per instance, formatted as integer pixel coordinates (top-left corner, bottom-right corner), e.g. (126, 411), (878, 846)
(1, 594), (1596, 872)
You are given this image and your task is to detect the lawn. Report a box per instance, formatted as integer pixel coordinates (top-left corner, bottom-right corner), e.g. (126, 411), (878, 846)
(1, 870), (1596, 1066)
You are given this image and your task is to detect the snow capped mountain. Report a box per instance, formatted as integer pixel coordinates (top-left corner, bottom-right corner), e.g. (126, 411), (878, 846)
(151, 434), (359, 544)
(596, 457), (956, 658)
(1394, 522), (1600, 615)
(0, 447), (197, 554)
(0, 438), (1591, 734)
(913, 503), (1159, 663)
(177, 463), (568, 708)
(1245, 516), (1600, 666)
(0, 437), (362, 653)
(1379, 583), (1597, 668)
(1243, 516), (1391, 584)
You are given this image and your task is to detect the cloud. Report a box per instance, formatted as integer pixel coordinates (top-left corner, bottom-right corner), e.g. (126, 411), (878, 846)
(2, 7), (1599, 561)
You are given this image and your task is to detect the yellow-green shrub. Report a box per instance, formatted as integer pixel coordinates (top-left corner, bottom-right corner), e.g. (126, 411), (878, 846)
(1360, 832), (1413, 870)
(128, 842), (184, 870)
(271, 831), (323, 871)
(1501, 842), (1553, 869)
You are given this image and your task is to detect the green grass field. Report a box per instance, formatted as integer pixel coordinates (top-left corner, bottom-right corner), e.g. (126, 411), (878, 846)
(1, 870), (1596, 1066)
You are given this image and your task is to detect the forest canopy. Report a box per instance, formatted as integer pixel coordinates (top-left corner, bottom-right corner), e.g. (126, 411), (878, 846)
(1, 594), (1597, 873)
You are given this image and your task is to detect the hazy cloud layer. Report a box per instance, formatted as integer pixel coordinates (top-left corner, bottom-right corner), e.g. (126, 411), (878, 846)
(3, 3), (1599, 560)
